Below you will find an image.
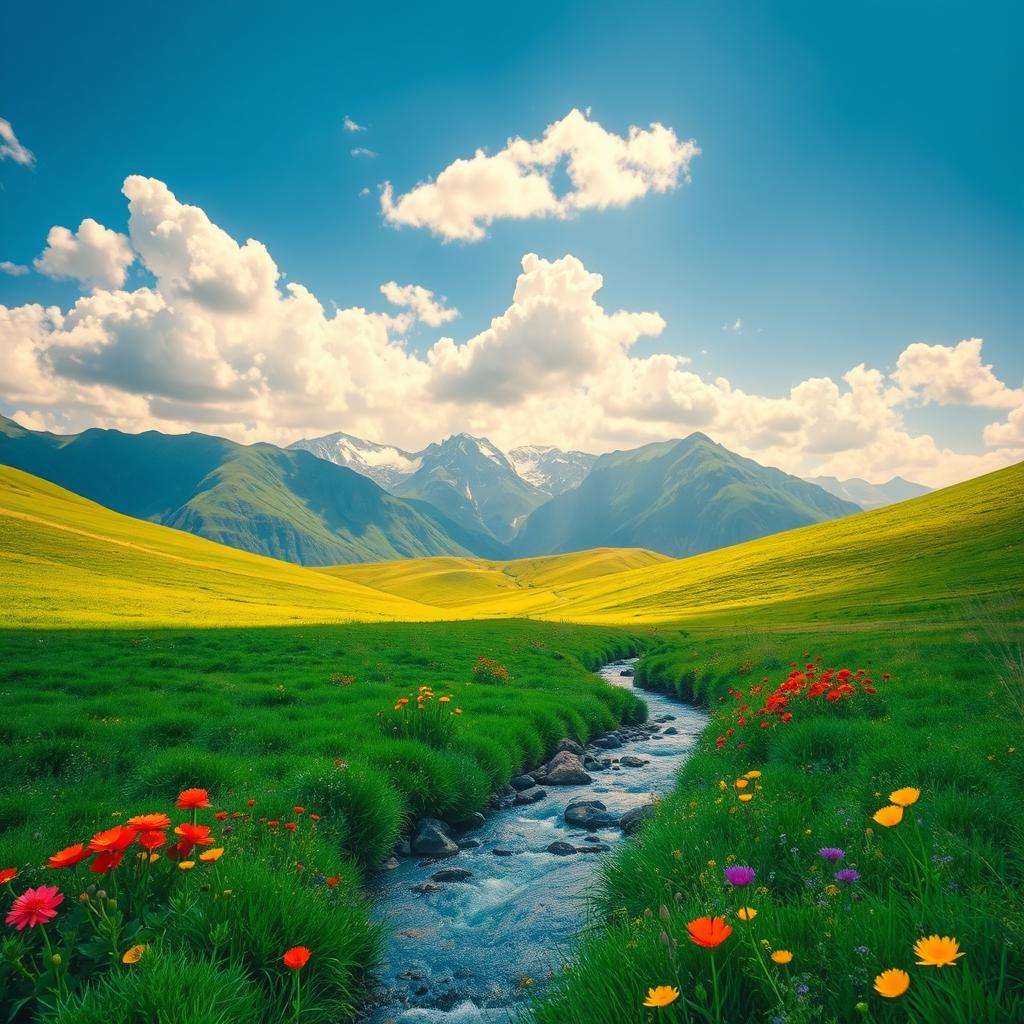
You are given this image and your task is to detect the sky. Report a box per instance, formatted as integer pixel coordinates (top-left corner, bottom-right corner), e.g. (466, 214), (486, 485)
(1, 0), (1022, 487)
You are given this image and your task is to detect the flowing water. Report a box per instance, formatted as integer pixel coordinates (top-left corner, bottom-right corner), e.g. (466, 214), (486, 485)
(364, 659), (708, 1023)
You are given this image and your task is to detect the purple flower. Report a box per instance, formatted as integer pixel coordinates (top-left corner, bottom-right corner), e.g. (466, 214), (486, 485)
(724, 865), (756, 887)
(819, 847), (844, 862)
(834, 868), (860, 884)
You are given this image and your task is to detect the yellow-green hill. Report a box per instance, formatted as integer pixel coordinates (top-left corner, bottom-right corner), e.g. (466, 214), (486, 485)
(0, 465), (443, 627)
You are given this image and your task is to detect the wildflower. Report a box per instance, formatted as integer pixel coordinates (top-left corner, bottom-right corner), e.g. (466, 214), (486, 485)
(127, 812), (171, 830)
(293, 807), (305, 815)
(724, 865), (756, 887)
(199, 848), (224, 862)
(310, 814), (321, 821)
(325, 875), (342, 887)
(823, 884), (840, 896)
(913, 935), (965, 968)
(819, 847), (844, 862)
(178, 861), (196, 871)
(173, 823), (214, 849)
(47, 844), (91, 870)
(835, 868), (860, 884)
(889, 787), (920, 807)
(734, 779), (749, 789)
(122, 944), (146, 964)
(643, 986), (680, 1007)
(283, 946), (312, 970)
(687, 916), (732, 948)
(453, 708), (463, 715)
(873, 805), (903, 827)
(285, 822), (298, 832)
(5, 885), (64, 930)
(439, 696), (451, 703)
(138, 830), (167, 851)
(0, 868), (17, 885)
(90, 852), (124, 873)
(215, 811), (229, 821)
(771, 950), (793, 964)
(88, 826), (137, 854)
(874, 968), (910, 998)
(738, 793), (753, 802)
(176, 788), (211, 810)
(744, 770), (762, 779)
(737, 907), (757, 921)
(246, 799), (256, 807)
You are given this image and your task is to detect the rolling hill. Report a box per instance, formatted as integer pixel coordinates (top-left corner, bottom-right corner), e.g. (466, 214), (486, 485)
(0, 465), (442, 627)
(0, 415), (506, 565)
(512, 432), (860, 558)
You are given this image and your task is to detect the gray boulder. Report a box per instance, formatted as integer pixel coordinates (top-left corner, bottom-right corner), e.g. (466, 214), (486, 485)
(410, 818), (459, 858)
(510, 774), (536, 792)
(592, 735), (623, 750)
(431, 867), (473, 882)
(515, 788), (547, 805)
(619, 755), (648, 768)
(565, 799), (621, 829)
(546, 841), (578, 856)
(542, 750), (592, 785)
(620, 803), (657, 835)
(555, 737), (585, 756)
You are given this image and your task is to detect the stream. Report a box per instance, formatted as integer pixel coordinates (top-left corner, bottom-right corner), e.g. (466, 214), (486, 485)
(364, 659), (709, 1023)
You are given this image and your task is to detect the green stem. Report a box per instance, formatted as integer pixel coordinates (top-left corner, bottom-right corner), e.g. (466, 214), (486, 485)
(709, 951), (721, 1024)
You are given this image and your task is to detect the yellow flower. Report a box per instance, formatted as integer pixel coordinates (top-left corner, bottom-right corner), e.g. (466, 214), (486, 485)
(718, 780), (727, 791)
(122, 944), (145, 964)
(222, 889), (233, 896)
(873, 805), (903, 827)
(178, 860), (196, 871)
(874, 968), (910, 998)
(706, 859), (717, 867)
(643, 985), (680, 1008)
(771, 950), (793, 964)
(439, 696), (451, 703)
(148, 853), (160, 863)
(199, 848), (224, 862)
(738, 793), (753, 803)
(737, 907), (757, 921)
(913, 935), (965, 968)
(453, 708), (463, 715)
(889, 787), (920, 807)
(734, 779), (749, 789)
(744, 770), (762, 779)
(824, 884), (839, 897)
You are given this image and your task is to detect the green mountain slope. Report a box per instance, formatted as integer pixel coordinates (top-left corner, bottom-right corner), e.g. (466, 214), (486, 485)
(513, 433), (860, 557)
(0, 415), (506, 565)
(391, 433), (547, 542)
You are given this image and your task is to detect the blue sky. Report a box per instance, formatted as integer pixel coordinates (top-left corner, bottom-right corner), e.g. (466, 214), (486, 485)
(0, 1), (1021, 485)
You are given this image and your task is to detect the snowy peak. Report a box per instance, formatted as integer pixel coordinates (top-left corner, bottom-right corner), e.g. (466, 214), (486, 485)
(289, 431), (422, 490)
(509, 445), (597, 496)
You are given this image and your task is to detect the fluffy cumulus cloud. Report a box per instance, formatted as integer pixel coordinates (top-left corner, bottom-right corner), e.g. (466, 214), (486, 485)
(34, 219), (135, 290)
(380, 281), (458, 327)
(380, 108), (700, 241)
(1, 175), (1021, 489)
(0, 117), (34, 166)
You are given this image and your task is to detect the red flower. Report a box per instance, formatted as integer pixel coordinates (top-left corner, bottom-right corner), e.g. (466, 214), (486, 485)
(173, 823), (214, 852)
(283, 946), (312, 970)
(90, 851), (123, 873)
(267, 820), (280, 828)
(5, 885), (63, 930)
(325, 875), (342, 888)
(293, 806), (305, 815)
(127, 813), (171, 830)
(88, 826), (137, 854)
(176, 788), (211, 811)
(285, 822), (298, 832)
(138, 830), (167, 851)
(246, 799), (256, 807)
(310, 814), (321, 821)
(215, 811), (230, 821)
(0, 868), (17, 885)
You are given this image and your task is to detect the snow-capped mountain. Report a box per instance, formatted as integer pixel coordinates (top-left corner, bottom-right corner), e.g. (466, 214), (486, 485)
(805, 475), (930, 511)
(508, 445), (597, 496)
(391, 434), (547, 542)
(288, 431), (422, 490)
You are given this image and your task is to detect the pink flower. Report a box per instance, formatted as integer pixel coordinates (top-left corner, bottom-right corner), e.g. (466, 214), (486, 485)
(5, 885), (64, 931)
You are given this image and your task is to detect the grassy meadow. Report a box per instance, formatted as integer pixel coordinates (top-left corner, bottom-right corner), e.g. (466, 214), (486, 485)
(1, 461), (1021, 1021)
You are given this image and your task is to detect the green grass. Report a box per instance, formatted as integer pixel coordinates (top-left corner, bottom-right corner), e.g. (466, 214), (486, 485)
(533, 624), (1024, 1024)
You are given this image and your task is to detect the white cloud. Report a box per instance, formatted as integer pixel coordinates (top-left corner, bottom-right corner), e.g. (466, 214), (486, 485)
(33, 218), (135, 290)
(380, 108), (700, 241)
(892, 338), (1024, 408)
(0, 118), (34, 166)
(343, 116), (366, 133)
(722, 318), (743, 333)
(380, 281), (458, 327)
(1, 175), (1020, 490)
(0, 261), (29, 276)
(351, 147), (377, 158)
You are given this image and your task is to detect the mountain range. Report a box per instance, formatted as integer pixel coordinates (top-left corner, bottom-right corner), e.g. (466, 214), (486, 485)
(2, 413), (930, 566)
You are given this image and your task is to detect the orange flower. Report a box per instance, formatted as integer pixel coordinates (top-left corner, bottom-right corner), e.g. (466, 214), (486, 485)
(283, 946), (312, 970)
(687, 916), (732, 948)
(47, 844), (91, 870)
(325, 875), (342, 888)
(127, 813), (171, 830)
(88, 826), (137, 854)
(873, 805), (904, 827)
(173, 823), (214, 851)
(199, 847), (224, 862)
(889, 787), (920, 807)
(0, 868), (17, 885)
(176, 788), (211, 810)
(285, 822), (298, 832)
(293, 806), (305, 815)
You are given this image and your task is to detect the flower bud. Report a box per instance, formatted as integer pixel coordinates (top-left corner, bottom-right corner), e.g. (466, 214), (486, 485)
(107, 898), (117, 912)
(79, 892), (90, 904)
(659, 904), (669, 922)
(51, 953), (62, 966)
(96, 890), (107, 900)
